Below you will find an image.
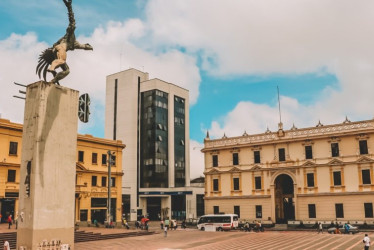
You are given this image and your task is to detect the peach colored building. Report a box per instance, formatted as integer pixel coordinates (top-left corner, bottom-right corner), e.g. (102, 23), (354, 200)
(203, 119), (374, 225)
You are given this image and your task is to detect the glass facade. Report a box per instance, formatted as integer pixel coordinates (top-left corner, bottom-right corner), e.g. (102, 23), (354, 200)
(174, 95), (186, 187)
(140, 90), (169, 188)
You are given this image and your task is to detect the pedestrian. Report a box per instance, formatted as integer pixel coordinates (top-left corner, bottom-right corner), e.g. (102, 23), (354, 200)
(15, 213), (18, 230)
(182, 219), (186, 229)
(362, 234), (370, 250)
(3, 241), (10, 250)
(344, 223), (349, 234)
(318, 222), (323, 234)
(7, 215), (12, 229)
(0, 214), (2, 223)
(165, 217), (170, 230)
(160, 220), (164, 229)
(363, 233), (370, 250)
(164, 223), (168, 237)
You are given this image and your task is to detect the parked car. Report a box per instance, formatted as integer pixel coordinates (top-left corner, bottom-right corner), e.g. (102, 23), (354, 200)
(327, 224), (359, 234)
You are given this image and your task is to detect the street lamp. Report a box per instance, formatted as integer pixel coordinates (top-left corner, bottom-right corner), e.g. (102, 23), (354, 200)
(107, 150), (115, 226)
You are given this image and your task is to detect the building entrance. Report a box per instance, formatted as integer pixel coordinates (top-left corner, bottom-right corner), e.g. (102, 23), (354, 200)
(0, 199), (15, 223)
(147, 197), (161, 220)
(91, 209), (106, 224)
(274, 174), (295, 223)
(171, 195), (186, 220)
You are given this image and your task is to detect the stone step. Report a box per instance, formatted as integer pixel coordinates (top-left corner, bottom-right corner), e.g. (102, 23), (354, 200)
(0, 230), (157, 248)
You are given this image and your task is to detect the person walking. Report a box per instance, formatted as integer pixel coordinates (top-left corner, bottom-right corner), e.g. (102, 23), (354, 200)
(7, 215), (12, 229)
(363, 234), (370, 250)
(165, 218), (170, 230)
(3, 241), (10, 250)
(318, 222), (323, 234)
(164, 223), (168, 237)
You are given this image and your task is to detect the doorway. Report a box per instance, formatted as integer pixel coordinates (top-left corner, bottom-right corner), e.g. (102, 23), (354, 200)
(1, 199), (15, 223)
(274, 174), (295, 223)
(147, 197), (161, 220)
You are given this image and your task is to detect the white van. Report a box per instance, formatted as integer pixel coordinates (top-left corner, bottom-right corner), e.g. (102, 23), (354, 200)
(197, 214), (239, 231)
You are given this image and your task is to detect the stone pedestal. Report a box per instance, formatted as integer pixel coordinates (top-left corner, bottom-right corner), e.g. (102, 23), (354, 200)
(17, 81), (79, 250)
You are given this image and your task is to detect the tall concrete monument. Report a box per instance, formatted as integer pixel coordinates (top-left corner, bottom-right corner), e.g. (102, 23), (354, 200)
(17, 0), (92, 249)
(18, 82), (79, 249)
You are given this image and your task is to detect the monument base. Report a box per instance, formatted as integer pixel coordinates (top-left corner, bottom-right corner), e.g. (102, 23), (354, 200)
(17, 81), (78, 250)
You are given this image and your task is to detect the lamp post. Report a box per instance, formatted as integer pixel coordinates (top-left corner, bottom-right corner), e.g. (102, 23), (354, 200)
(107, 150), (115, 226)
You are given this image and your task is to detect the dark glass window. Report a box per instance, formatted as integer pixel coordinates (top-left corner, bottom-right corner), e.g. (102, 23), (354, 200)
(140, 90), (169, 188)
(213, 206), (219, 214)
(255, 176), (262, 190)
(234, 206), (240, 218)
(91, 176), (97, 186)
(78, 151), (84, 162)
(101, 176), (107, 187)
(307, 173), (315, 187)
(91, 198), (107, 207)
(233, 178), (240, 190)
(256, 205), (262, 218)
(196, 194), (205, 217)
(305, 145), (313, 159)
(333, 171), (342, 186)
(364, 203), (373, 218)
(111, 177), (116, 187)
(7, 170), (16, 182)
(254, 151), (261, 164)
(335, 203), (344, 218)
(360, 140), (368, 155)
(102, 154), (107, 165)
(331, 143), (339, 157)
(233, 153), (239, 165)
(308, 204), (316, 218)
(92, 153), (97, 164)
(174, 95), (185, 187)
(80, 210), (88, 221)
(9, 141), (18, 155)
(362, 169), (371, 185)
(212, 155), (218, 167)
(213, 179), (219, 191)
(110, 155), (116, 166)
(278, 148), (286, 161)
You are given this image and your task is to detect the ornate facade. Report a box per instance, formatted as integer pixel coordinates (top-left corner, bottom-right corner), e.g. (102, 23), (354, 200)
(0, 118), (125, 225)
(203, 119), (374, 225)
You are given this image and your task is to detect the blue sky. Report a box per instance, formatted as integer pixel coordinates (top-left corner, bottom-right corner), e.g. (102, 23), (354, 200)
(1, 0), (373, 177)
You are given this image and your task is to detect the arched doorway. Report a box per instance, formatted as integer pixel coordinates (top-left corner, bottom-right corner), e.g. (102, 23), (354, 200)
(274, 174), (295, 223)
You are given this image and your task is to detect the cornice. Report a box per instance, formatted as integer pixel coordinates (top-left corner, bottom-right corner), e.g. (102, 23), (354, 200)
(204, 156), (374, 174)
(297, 191), (374, 197)
(203, 119), (374, 151)
(205, 194), (271, 200)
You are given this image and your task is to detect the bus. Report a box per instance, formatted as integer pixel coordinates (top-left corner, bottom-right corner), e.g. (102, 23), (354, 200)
(197, 214), (239, 231)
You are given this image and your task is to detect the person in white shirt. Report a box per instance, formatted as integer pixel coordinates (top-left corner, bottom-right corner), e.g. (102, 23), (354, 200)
(363, 234), (371, 250)
(3, 241), (10, 250)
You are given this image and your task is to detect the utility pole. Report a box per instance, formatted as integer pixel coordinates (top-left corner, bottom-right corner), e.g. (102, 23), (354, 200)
(107, 150), (115, 226)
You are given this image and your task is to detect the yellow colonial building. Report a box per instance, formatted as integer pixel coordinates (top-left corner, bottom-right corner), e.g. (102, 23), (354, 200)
(0, 118), (125, 225)
(203, 119), (374, 225)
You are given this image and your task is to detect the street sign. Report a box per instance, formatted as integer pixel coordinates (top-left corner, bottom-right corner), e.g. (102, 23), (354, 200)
(78, 93), (90, 123)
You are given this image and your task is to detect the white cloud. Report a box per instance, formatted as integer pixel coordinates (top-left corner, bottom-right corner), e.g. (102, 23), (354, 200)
(0, 18), (201, 126)
(0, 32), (47, 123)
(144, 0), (374, 136)
(190, 140), (205, 179)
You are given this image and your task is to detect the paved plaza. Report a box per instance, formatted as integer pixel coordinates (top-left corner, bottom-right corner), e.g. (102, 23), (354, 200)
(75, 228), (374, 250)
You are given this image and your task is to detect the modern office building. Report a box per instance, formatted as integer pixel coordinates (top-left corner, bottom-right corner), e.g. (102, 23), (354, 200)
(202, 119), (374, 225)
(0, 118), (125, 225)
(105, 69), (204, 221)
